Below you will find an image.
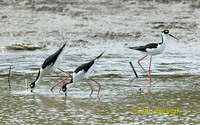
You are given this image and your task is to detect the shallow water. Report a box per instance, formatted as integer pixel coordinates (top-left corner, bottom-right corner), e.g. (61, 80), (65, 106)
(0, 41), (199, 124)
(1, 0), (200, 124)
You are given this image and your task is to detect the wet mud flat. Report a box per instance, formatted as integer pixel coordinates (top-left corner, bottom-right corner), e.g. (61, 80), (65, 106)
(0, 0), (200, 48)
(0, 0), (200, 124)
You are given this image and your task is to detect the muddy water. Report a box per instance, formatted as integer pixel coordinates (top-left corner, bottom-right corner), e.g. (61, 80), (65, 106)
(0, 42), (199, 124)
(1, 0), (200, 124)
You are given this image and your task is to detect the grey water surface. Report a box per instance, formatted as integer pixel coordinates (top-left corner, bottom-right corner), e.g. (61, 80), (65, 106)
(0, 0), (200, 124)
(0, 42), (199, 124)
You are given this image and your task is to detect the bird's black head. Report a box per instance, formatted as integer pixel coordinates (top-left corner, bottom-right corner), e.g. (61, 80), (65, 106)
(62, 83), (67, 92)
(30, 82), (35, 92)
(162, 30), (179, 40)
(163, 30), (169, 34)
(62, 82), (71, 96)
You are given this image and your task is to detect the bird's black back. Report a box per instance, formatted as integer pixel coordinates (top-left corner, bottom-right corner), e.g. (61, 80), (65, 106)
(42, 43), (66, 69)
(74, 59), (95, 74)
(129, 43), (158, 52)
(74, 51), (105, 74)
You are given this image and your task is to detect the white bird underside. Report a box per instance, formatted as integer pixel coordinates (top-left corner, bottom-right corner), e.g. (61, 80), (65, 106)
(145, 44), (166, 56)
(73, 60), (96, 83)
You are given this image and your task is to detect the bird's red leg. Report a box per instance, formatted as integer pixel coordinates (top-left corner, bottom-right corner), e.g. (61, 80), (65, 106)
(148, 56), (152, 88)
(54, 71), (65, 84)
(57, 68), (71, 76)
(57, 68), (72, 93)
(50, 69), (71, 92)
(86, 79), (94, 97)
(50, 75), (71, 92)
(54, 71), (66, 92)
(89, 77), (101, 97)
(138, 55), (149, 76)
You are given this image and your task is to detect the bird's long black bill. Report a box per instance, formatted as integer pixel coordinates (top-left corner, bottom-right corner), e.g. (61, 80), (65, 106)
(169, 34), (179, 40)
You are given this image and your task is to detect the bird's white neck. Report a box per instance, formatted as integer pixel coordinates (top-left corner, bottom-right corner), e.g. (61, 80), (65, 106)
(35, 69), (44, 87)
(66, 76), (75, 91)
(67, 81), (75, 91)
(161, 33), (168, 44)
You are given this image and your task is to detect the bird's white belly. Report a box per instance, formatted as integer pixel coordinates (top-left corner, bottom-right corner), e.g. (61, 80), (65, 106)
(42, 65), (56, 76)
(73, 60), (97, 83)
(73, 71), (85, 83)
(146, 44), (166, 56)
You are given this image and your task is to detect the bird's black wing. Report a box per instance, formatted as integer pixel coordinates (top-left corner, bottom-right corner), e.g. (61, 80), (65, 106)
(74, 60), (95, 74)
(145, 43), (159, 49)
(42, 43), (66, 69)
(129, 43), (158, 52)
(74, 51), (105, 74)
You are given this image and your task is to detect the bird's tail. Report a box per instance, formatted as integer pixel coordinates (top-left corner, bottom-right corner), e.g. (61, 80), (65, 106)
(96, 50), (106, 59)
(128, 47), (137, 50)
(61, 42), (66, 49)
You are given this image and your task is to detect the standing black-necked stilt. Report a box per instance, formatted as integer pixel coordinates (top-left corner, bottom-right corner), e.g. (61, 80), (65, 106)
(129, 30), (178, 87)
(30, 43), (71, 92)
(53, 51), (105, 97)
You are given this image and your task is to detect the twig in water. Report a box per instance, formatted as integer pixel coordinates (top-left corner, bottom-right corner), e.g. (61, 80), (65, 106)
(8, 66), (12, 88)
(129, 62), (138, 78)
(25, 79), (28, 90)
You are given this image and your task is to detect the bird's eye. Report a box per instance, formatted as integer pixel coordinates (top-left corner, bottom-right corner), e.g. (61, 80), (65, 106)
(62, 87), (66, 92)
(164, 30), (169, 34)
(30, 83), (35, 88)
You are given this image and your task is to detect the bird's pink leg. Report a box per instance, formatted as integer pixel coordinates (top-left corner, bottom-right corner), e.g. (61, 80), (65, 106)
(57, 68), (72, 92)
(148, 56), (152, 88)
(138, 55), (149, 75)
(86, 79), (94, 97)
(57, 68), (71, 76)
(50, 69), (71, 92)
(54, 71), (65, 84)
(54, 71), (68, 93)
(89, 77), (101, 97)
(50, 71), (65, 92)
(50, 75), (71, 92)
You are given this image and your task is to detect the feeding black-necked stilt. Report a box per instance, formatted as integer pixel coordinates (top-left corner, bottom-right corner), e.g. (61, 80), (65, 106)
(129, 30), (178, 87)
(55, 51), (105, 97)
(30, 43), (71, 92)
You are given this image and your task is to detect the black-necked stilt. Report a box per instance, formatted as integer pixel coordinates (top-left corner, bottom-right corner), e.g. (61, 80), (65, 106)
(129, 30), (178, 87)
(30, 43), (71, 92)
(55, 51), (105, 97)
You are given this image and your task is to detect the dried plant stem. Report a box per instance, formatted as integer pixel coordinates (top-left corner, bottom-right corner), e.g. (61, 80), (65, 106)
(25, 79), (28, 90)
(8, 66), (12, 88)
